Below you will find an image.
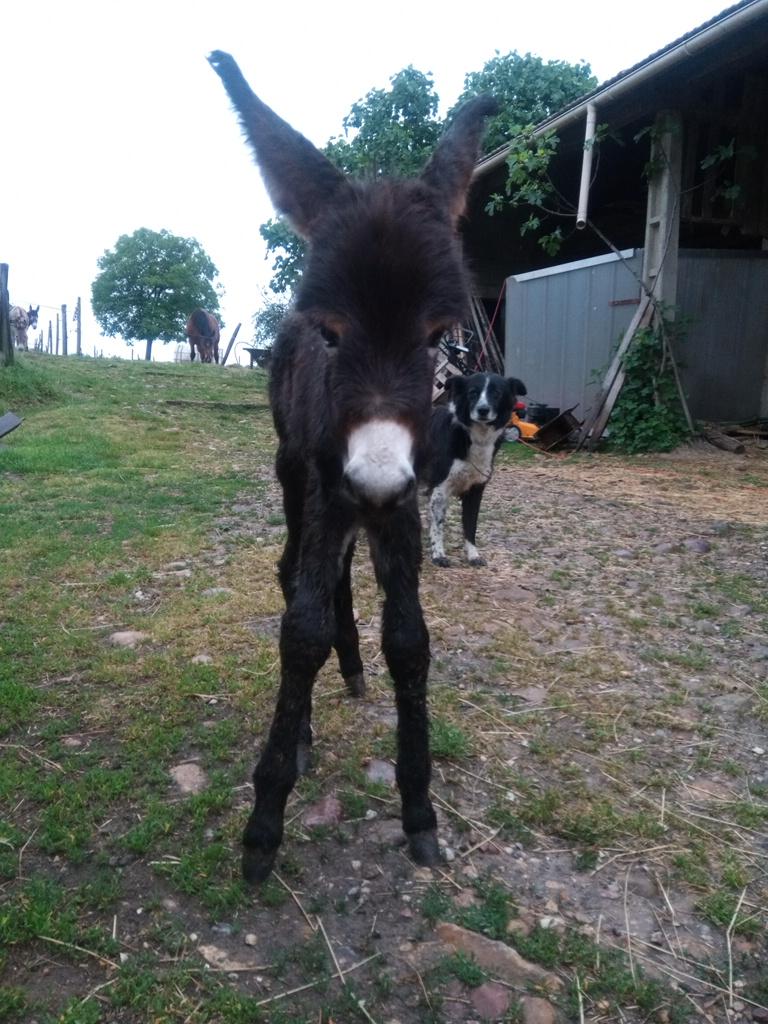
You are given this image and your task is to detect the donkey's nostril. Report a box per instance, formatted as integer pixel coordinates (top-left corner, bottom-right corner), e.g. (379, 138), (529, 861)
(398, 475), (417, 504)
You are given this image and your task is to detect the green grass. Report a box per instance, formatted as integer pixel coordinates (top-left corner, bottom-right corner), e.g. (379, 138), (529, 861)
(430, 715), (471, 758)
(0, 359), (61, 405)
(0, 988), (29, 1023)
(0, 355), (281, 1019)
(697, 890), (761, 937)
(0, 876), (119, 953)
(437, 951), (487, 987)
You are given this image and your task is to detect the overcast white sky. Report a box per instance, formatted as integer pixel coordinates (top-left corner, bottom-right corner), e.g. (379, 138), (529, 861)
(3, 0), (728, 363)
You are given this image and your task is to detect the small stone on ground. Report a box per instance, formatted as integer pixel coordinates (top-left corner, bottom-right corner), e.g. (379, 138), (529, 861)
(302, 794), (343, 828)
(170, 762), (208, 794)
(108, 630), (149, 648)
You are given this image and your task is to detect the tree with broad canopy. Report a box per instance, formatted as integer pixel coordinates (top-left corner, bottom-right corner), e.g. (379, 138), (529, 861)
(91, 228), (221, 361)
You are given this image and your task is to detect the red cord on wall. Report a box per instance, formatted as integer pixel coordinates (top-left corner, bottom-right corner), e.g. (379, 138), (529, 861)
(476, 278), (507, 371)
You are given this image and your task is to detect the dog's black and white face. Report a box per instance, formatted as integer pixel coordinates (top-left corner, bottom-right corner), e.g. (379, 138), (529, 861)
(449, 373), (527, 430)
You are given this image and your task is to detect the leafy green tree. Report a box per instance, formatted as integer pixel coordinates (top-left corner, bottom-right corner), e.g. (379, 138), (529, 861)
(261, 67), (442, 294)
(92, 228), (220, 360)
(259, 219), (306, 296)
(452, 50), (597, 154)
(325, 66), (441, 177)
(252, 295), (291, 348)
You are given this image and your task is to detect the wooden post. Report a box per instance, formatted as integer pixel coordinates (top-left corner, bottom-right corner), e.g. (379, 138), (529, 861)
(48, 321), (53, 353)
(56, 314), (60, 355)
(75, 297), (82, 356)
(220, 322), (241, 366)
(0, 264), (13, 366)
(61, 304), (68, 356)
(642, 110), (683, 312)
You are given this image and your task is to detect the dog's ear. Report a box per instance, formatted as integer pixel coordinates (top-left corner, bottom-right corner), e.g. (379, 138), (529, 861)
(507, 377), (527, 397)
(446, 375), (467, 397)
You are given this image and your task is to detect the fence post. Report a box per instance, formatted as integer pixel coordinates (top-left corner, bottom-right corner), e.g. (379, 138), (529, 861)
(61, 304), (68, 356)
(48, 321), (53, 353)
(0, 264), (13, 366)
(75, 297), (82, 355)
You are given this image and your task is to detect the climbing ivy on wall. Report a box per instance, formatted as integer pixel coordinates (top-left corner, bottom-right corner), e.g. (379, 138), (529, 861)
(607, 318), (692, 454)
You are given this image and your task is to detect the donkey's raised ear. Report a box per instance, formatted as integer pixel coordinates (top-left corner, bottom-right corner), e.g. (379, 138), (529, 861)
(421, 96), (499, 225)
(208, 51), (351, 238)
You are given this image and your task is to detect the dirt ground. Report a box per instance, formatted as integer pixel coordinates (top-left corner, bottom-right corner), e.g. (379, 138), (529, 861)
(7, 434), (768, 1023)
(187, 440), (768, 1020)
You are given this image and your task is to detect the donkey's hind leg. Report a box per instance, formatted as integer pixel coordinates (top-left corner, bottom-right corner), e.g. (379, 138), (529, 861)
(371, 503), (440, 867)
(334, 533), (365, 697)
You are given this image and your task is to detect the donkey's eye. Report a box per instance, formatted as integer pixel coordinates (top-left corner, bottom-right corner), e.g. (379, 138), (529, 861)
(318, 324), (340, 347)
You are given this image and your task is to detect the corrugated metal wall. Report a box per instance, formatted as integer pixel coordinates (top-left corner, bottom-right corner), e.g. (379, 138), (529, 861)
(677, 251), (768, 421)
(505, 249), (768, 422)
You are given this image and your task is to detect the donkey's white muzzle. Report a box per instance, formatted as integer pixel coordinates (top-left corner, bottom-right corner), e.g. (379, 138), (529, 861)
(343, 420), (415, 507)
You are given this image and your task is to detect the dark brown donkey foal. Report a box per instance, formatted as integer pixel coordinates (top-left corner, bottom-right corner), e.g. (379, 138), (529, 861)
(209, 51), (496, 883)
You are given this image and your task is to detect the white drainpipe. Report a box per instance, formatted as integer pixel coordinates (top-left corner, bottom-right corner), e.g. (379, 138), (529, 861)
(576, 103), (597, 230)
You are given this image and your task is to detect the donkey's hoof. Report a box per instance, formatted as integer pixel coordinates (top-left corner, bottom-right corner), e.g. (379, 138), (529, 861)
(468, 555), (487, 567)
(345, 672), (366, 698)
(432, 556), (451, 568)
(407, 829), (443, 867)
(241, 845), (277, 885)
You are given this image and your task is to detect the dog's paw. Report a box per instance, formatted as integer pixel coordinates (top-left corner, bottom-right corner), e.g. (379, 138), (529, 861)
(432, 556), (451, 568)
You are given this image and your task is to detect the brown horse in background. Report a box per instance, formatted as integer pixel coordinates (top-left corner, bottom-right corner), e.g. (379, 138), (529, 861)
(186, 309), (220, 363)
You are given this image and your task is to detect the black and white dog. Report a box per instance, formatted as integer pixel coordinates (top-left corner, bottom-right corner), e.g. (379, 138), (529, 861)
(425, 373), (527, 567)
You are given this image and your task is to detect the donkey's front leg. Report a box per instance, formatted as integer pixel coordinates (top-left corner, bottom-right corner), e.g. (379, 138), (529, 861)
(372, 506), (440, 866)
(242, 572), (336, 884)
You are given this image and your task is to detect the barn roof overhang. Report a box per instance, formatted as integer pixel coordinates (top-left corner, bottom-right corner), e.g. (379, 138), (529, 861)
(462, 0), (768, 295)
(472, 0), (768, 182)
